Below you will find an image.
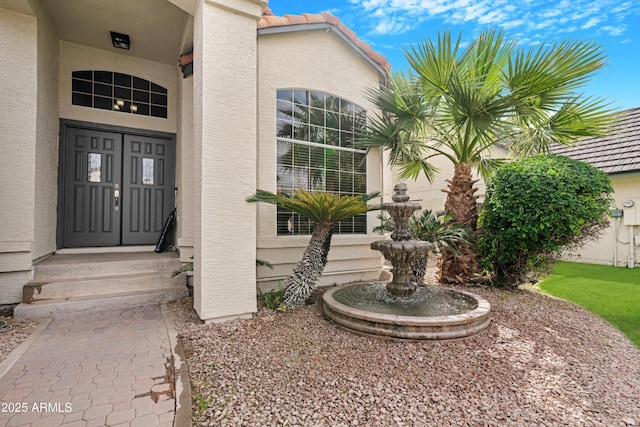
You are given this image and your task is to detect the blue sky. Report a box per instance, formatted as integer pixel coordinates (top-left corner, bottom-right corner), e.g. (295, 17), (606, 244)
(266, 0), (640, 111)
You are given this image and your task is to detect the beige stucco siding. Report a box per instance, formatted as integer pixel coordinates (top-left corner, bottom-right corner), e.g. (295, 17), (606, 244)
(33, 0), (59, 261)
(175, 55), (195, 263)
(192, 0), (263, 322)
(564, 174), (640, 267)
(59, 42), (178, 134)
(256, 29), (386, 290)
(0, 7), (37, 303)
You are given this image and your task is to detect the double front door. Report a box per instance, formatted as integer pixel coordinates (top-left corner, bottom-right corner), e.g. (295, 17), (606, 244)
(61, 126), (175, 248)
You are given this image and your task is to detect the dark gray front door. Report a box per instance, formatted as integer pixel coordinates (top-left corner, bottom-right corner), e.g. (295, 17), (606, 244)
(61, 127), (175, 248)
(121, 134), (175, 245)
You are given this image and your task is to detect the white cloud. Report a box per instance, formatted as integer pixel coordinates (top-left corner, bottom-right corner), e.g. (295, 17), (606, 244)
(478, 10), (507, 25)
(581, 18), (601, 29)
(557, 25), (579, 33)
(372, 17), (415, 35)
(528, 20), (552, 31)
(599, 25), (626, 36)
(611, 2), (632, 13)
(539, 8), (562, 18)
(359, 0), (388, 11)
(502, 19), (524, 30)
(347, 0), (637, 43)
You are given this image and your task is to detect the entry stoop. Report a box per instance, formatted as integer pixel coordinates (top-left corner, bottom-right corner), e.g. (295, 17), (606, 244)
(14, 251), (188, 318)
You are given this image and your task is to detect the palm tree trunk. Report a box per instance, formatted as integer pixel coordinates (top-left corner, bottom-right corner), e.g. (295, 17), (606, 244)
(439, 163), (482, 285)
(283, 222), (334, 307)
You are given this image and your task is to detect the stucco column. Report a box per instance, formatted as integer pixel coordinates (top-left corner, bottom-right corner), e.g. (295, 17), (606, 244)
(192, 0), (266, 322)
(176, 37), (195, 263)
(0, 8), (37, 303)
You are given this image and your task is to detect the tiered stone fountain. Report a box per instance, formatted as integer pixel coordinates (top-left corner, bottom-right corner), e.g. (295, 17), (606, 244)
(322, 183), (491, 341)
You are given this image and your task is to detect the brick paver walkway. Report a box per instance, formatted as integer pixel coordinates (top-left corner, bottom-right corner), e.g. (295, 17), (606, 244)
(0, 305), (178, 427)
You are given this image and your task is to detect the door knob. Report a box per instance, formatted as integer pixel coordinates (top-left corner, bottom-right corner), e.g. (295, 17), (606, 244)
(114, 184), (120, 212)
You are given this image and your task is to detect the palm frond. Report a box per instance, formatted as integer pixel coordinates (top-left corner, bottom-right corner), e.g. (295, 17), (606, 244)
(363, 28), (614, 177)
(409, 210), (473, 255)
(473, 156), (507, 181)
(247, 190), (380, 224)
(508, 96), (615, 157)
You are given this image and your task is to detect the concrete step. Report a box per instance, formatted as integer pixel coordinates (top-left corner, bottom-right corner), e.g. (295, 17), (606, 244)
(23, 271), (185, 303)
(13, 285), (189, 318)
(14, 250), (189, 319)
(32, 252), (181, 281)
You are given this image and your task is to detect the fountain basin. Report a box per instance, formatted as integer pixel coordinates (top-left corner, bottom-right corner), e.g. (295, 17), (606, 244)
(323, 282), (491, 341)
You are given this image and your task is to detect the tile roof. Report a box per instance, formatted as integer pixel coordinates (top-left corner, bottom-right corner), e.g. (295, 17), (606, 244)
(258, 8), (390, 74)
(551, 108), (640, 175)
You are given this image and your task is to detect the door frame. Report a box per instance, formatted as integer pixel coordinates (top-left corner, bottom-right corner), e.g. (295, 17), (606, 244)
(57, 119), (177, 249)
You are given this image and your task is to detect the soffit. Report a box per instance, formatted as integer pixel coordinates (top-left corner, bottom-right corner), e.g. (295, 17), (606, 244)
(0, 0), (34, 15)
(42, 0), (190, 65)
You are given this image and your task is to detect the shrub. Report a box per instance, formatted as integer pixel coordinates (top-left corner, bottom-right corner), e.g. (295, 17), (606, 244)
(257, 284), (287, 311)
(478, 154), (613, 288)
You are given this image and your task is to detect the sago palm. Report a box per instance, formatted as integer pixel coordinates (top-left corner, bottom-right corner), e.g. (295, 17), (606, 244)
(360, 29), (613, 285)
(247, 189), (379, 307)
(408, 210), (472, 284)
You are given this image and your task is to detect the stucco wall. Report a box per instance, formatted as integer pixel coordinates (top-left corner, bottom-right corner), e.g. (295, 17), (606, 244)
(32, 0), (59, 261)
(59, 42), (178, 134)
(192, 0), (263, 322)
(256, 29), (386, 290)
(0, 7), (37, 303)
(176, 25), (195, 263)
(563, 174), (640, 267)
(174, 11), (195, 264)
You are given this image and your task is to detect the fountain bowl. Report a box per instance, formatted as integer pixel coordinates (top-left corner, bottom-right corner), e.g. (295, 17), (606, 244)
(322, 282), (491, 341)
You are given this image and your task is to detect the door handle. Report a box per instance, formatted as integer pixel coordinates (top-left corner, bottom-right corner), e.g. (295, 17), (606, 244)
(114, 184), (120, 212)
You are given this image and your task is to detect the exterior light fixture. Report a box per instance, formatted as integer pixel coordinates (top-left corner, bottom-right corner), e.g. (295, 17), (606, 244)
(110, 31), (130, 50)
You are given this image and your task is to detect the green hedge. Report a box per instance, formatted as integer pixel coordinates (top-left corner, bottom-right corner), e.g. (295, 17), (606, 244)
(478, 154), (613, 288)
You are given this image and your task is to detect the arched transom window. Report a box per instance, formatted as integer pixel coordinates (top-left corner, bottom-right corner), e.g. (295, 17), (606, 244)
(72, 70), (168, 118)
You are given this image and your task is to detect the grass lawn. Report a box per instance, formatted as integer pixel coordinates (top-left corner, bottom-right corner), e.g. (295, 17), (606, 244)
(539, 261), (640, 348)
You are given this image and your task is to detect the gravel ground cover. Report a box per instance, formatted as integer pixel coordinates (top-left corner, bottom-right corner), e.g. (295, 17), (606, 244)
(0, 316), (43, 364)
(170, 269), (640, 427)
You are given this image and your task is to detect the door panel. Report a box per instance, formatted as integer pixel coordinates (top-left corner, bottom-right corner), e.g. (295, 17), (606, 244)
(61, 126), (175, 248)
(63, 128), (122, 247)
(122, 135), (175, 245)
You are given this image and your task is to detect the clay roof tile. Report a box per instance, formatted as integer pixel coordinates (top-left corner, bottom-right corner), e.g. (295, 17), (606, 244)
(301, 13), (326, 24)
(261, 14), (290, 27)
(337, 23), (358, 44)
(320, 11), (341, 26)
(284, 14), (308, 25)
(355, 38), (374, 56)
(258, 10), (390, 74)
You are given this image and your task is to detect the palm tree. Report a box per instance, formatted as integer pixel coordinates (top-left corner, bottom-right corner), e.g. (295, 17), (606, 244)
(360, 29), (613, 285)
(247, 190), (379, 307)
